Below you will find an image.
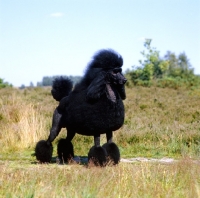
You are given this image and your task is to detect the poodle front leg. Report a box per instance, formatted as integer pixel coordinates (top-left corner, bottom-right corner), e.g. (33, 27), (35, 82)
(94, 134), (100, 147)
(47, 107), (62, 144)
(35, 107), (62, 163)
(106, 131), (113, 143)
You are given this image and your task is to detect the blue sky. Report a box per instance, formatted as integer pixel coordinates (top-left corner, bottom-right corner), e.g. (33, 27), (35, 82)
(0, 0), (199, 87)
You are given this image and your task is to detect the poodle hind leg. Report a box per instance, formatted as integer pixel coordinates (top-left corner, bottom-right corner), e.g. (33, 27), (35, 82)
(57, 132), (75, 164)
(88, 135), (107, 167)
(102, 131), (120, 165)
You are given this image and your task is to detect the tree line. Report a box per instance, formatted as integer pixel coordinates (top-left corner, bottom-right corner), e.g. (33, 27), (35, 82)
(125, 39), (200, 89)
(0, 78), (12, 88)
(18, 75), (82, 89)
(36, 75), (82, 87)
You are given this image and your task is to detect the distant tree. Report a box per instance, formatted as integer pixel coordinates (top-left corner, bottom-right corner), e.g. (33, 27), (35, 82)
(164, 51), (178, 77)
(30, 82), (34, 87)
(127, 39), (168, 85)
(126, 40), (199, 88)
(163, 51), (194, 78)
(0, 78), (12, 88)
(19, 84), (26, 89)
(42, 76), (52, 86)
(37, 82), (42, 87)
(178, 52), (193, 75)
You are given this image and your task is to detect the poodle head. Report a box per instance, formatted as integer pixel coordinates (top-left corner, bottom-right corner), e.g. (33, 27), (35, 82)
(85, 50), (127, 102)
(84, 49), (123, 83)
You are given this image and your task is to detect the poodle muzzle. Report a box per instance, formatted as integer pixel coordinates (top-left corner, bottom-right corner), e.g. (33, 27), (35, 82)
(106, 68), (127, 85)
(105, 68), (127, 102)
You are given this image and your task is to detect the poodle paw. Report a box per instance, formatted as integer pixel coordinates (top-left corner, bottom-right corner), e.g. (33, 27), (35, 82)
(102, 142), (120, 165)
(88, 146), (107, 167)
(35, 140), (53, 163)
(57, 138), (74, 164)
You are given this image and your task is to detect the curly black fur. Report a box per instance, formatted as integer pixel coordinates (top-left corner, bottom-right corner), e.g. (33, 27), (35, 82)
(88, 146), (107, 166)
(51, 77), (73, 101)
(102, 142), (120, 165)
(35, 140), (53, 163)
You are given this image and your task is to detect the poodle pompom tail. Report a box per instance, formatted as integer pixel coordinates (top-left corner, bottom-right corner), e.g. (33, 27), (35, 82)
(51, 77), (73, 101)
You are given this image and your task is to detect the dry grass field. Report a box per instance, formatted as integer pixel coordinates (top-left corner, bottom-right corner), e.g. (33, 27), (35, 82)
(0, 86), (200, 197)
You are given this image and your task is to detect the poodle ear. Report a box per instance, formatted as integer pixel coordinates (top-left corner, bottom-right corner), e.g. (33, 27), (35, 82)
(116, 85), (126, 100)
(86, 72), (106, 102)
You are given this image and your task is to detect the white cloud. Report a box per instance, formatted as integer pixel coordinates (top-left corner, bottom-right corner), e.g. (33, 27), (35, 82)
(50, 12), (64, 17)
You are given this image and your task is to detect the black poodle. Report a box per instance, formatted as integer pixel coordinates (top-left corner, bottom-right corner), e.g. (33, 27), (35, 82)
(35, 49), (127, 166)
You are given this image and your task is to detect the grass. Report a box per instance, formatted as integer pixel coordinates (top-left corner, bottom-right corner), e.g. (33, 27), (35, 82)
(0, 86), (200, 158)
(117, 86), (200, 158)
(0, 88), (53, 151)
(0, 158), (199, 197)
(0, 86), (200, 197)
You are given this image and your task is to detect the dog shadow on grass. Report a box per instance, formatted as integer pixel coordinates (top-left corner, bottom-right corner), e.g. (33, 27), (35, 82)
(31, 155), (88, 166)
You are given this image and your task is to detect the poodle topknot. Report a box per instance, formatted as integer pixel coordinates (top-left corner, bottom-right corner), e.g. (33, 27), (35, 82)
(88, 49), (123, 69)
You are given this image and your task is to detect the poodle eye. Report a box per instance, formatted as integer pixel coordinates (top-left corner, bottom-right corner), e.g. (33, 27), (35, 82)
(113, 68), (122, 74)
